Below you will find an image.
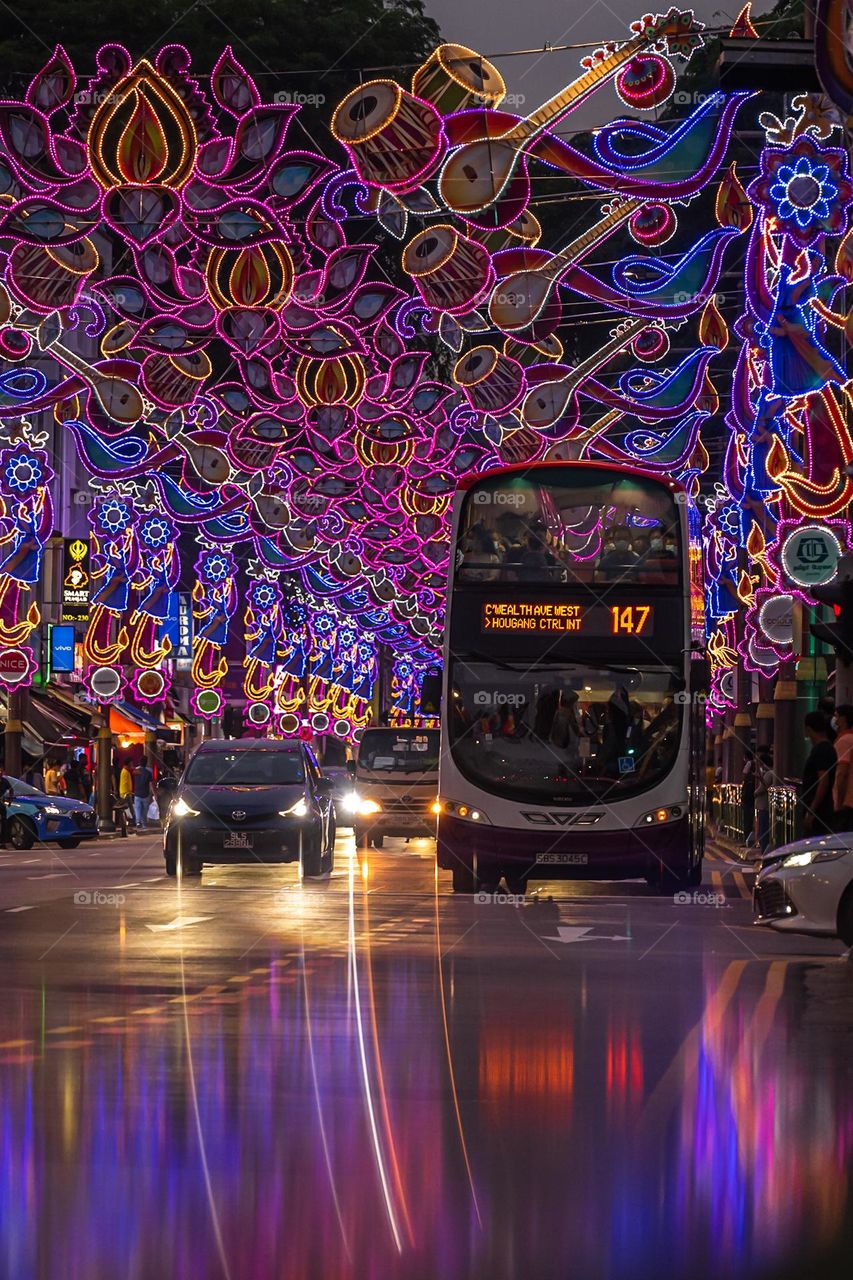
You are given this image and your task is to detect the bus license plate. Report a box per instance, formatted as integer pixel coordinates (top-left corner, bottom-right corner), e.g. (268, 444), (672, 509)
(536, 852), (588, 865)
(225, 832), (253, 850)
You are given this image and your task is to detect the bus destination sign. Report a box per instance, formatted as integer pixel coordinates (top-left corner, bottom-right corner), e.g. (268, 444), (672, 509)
(481, 600), (654, 637)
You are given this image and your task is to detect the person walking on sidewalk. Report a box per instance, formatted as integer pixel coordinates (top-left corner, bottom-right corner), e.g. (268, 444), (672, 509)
(801, 711), (836, 837)
(132, 758), (154, 831)
(0, 764), (13, 849)
(832, 706), (853, 830)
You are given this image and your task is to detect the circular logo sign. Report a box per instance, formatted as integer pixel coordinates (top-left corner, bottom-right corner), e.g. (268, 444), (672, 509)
(247, 701), (271, 725)
(757, 593), (794, 646)
(136, 669), (165, 700)
(89, 665), (121, 701)
(0, 648), (31, 684)
(781, 526), (842, 587)
(195, 688), (222, 717)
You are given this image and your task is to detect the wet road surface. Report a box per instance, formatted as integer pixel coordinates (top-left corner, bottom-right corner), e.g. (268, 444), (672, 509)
(1, 831), (852, 1280)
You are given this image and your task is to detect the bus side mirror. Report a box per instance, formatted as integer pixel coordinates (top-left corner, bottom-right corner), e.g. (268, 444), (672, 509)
(690, 655), (710, 694)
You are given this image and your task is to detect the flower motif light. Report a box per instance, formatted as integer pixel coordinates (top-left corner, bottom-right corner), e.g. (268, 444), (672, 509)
(3, 450), (43, 494)
(748, 135), (853, 246)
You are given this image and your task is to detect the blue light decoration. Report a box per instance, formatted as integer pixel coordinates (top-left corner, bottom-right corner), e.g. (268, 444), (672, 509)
(702, 83), (853, 707)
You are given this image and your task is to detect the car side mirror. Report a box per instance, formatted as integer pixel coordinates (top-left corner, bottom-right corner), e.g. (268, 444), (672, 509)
(346, 760), (356, 778)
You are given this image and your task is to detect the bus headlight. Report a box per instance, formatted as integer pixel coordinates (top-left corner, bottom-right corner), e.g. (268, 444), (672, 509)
(438, 800), (490, 824)
(172, 797), (200, 819)
(636, 806), (682, 826)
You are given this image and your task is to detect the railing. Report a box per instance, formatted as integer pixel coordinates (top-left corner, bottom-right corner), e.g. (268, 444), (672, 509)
(769, 783), (798, 851)
(719, 782), (746, 842)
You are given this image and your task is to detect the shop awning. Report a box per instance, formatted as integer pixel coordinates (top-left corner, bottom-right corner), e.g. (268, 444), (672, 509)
(109, 700), (181, 741)
(22, 689), (90, 756)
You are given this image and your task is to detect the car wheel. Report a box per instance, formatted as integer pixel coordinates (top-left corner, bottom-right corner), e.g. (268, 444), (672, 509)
(165, 852), (177, 877)
(324, 821), (336, 873)
(371, 833), (384, 849)
(8, 817), (35, 850)
(837, 886), (853, 946)
(57, 838), (82, 849)
(302, 829), (327, 878)
(504, 874), (528, 895)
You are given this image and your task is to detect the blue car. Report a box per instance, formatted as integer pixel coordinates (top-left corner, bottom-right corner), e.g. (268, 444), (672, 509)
(6, 777), (99, 850)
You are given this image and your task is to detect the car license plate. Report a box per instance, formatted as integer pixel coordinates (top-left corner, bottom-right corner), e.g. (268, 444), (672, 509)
(536, 852), (588, 865)
(224, 831), (253, 849)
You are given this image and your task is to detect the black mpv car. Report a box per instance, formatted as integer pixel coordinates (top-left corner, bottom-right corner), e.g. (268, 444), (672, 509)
(163, 739), (335, 878)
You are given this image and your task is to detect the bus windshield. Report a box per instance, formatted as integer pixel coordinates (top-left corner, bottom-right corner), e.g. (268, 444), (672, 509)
(358, 729), (440, 773)
(457, 470), (680, 587)
(448, 658), (682, 803)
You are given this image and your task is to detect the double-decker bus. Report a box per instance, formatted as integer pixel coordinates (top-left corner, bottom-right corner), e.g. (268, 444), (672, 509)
(436, 461), (707, 894)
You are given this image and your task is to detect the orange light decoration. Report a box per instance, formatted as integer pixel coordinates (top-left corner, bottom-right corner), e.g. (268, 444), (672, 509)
(729, 3), (759, 38)
(295, 354), (366, 408)
(88, 60), (197, 189)
(715, 162), (753, 232)
(699, 295), (729, 351)
(205, 241), (294, 311)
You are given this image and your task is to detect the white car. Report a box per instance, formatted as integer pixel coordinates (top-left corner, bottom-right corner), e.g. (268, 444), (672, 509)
(753, 833), (853, 945)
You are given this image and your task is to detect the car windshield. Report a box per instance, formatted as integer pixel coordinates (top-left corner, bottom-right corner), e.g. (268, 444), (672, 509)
(448, 659), (682, 803)
(184, 750), (304, 787)
(457, 470), (680, 587)
(358, 730), (440, 773)
(9, 777), (45, 797)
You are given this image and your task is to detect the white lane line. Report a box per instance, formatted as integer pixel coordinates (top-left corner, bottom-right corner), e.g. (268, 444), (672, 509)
(6, 905), (36, 913)
(3, 858), (41, 865)
(104, 882), (143, 889)
(145, 915), (213, 933)
(27, 873), (71, 880)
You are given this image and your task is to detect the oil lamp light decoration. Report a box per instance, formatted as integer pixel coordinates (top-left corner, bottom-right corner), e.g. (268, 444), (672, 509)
(0, 17), (755, 732)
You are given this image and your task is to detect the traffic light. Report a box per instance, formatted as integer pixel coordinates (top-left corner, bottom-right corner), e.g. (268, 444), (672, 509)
(810, 580), (853, 660)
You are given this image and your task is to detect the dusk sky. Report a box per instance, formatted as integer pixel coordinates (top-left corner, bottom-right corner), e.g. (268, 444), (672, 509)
(423, 0), (779, 128)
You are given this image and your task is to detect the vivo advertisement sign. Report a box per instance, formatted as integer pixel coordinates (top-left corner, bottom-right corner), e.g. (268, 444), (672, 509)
(49, 624), (76, 673)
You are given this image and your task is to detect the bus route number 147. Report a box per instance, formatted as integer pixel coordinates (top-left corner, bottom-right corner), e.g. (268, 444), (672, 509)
(610, 605), (651, 636)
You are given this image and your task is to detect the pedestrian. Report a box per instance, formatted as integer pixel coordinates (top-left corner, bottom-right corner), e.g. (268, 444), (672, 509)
(801, 711), (837, 837)
(132, 757), (154, 831)
(832, 705), (853, 830)
(119, 758), (133, 820)
(0, 763), (14, 849)
(62, 758), (85, 801)
(79, 757), (93, 803)
(741, 754), (755, 847)
(44, 759), (61, 795)
(752, 748), (774, 853)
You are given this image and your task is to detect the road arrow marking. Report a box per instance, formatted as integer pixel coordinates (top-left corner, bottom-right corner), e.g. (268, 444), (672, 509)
(145, 915), (212, 933)
(542, 925), (631, 944)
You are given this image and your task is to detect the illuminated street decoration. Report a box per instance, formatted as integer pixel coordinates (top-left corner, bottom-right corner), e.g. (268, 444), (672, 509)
(0, 19), (757, 731)
(703, 75), (853, 688)
(0, 440), (53, 687)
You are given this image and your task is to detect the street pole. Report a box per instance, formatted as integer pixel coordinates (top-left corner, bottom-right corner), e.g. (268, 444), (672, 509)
(4, 689), (23, 776)
(96, 715), (115, 832)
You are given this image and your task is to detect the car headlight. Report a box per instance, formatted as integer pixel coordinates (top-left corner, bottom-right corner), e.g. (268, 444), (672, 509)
(341, 791), (362, 814)
(781, 845), (848, 869)
(42, 805), (61, 816)
(280, 798), (309, 818)
(172, 797), (200, 819)
(358, 799), (382, 816)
